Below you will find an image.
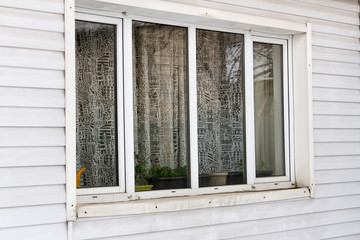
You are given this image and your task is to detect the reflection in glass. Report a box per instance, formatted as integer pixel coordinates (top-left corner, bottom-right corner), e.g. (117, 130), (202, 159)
(253, 42), (285, 177)
(75, 21), (118, 188)
(133, 21), (189, 191)
(197, 29), (245, 187)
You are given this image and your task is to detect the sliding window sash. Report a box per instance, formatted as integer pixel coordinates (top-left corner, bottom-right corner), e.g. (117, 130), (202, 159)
(251, 36), (291, 184)
(76, 13), (125, 195)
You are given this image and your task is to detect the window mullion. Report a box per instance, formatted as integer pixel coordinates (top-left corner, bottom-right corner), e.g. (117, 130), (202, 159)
(123, 17), (135, 193)
(117, 20), (126, 192)
(188, 26), (199, 189)
(244, 32), (256, 185)
(282, 40), (291, 181)
(288, 36), (295, 183)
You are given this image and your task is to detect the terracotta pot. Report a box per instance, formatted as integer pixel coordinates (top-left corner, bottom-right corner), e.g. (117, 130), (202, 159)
(208, 172), (228, 186)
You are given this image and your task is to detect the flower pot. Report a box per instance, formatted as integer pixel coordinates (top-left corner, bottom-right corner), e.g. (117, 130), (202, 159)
(227, 172), (245, 185)
(208, 172), (228, 186)
(149, 176), (188, 190)
(135, 185), (153, 191)
(256, 171), (273, 177)
(199, 174), (210, 187)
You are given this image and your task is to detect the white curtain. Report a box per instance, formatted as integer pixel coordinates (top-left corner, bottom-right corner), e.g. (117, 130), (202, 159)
(253, 43), (285, 176)
(196, 29), (245, 173)
(133, 21), (188, 169)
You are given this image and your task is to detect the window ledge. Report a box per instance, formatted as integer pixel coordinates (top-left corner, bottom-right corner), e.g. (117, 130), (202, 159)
(77, 188), (310, 218)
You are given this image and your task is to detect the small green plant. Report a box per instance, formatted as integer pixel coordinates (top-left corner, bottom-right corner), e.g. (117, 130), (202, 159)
(135, 153), (150, 185)
(259, 161), (268, 170)
(150, 165), (188, 178)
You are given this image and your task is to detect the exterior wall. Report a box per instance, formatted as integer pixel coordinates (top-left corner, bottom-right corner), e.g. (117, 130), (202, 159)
(0, 1), (67, 239)
(73, 0), (360, 239)
(0, 0), (359, 239)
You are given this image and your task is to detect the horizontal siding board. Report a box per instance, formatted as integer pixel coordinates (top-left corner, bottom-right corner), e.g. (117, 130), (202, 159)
(0, 204), (66, 229)
(312, 32), (360, 51)
(0, 0), (64, 14)
(312, 60), (360, 77)
(312, 46), (360, 64)
(313, 74), (360, 90)
(315, 142), (360, 156)
(0, 185), (65, 208)
(0, 26), (64, 51)
(328, 234), (360, 240)
(0, 166), (65, 188)
(167, 0), (359, 28)
(0, 223), (67, 240)
(313, 102), (360, 115)
(313, 87), (360, 103)
(0, 87), (64, 108)
(315, 155), (360, 170)
(315, 169), (360, 184)
(0, 146), (65, 167)
(292, 0), (359, 13)
(204, 0), (359, 25)
(74, 195), (360, 239)
(313, 129), (360, 142)
(311, 19), (360, 38)
(314, 116), (360, 129)
(79, 209), (360, 239)
(0, 66), (64, 89)
(0, 6), (63, 32)
(0, 128), (65, 147)
(0, 47), (64, 70)
(314, 182), (360, 198)
(236, 221), (360, 240)
(0, 107), (65, 127)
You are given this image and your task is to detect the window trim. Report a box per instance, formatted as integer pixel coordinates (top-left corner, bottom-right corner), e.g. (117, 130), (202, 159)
(66, 1), (314, 220)
(77, 188), (310, 218)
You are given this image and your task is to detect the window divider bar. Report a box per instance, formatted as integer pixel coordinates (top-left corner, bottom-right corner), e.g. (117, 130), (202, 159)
(188, 26), (199, 189)
(282, 40), (291, 181)
(288, 36), (295, 183)
(123, 17), (135, 193)
(244, 32), (256, 185)
(116, 20), (126, 192)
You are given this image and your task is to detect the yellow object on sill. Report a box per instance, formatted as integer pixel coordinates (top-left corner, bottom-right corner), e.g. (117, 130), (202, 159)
(76, 168), (86, 188)
(135, 185), (153, 191)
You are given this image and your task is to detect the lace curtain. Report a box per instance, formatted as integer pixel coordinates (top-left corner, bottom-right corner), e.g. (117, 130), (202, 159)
(76, 21), (118, 187)
(196, 30), (245, 174)
(133, 21), (188, 169)
(253, 42), (285, 176)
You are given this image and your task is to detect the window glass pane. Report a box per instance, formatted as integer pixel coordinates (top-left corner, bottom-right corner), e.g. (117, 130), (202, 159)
(197, 29), (245, 187)
(253, 42), (285, 177)
(75, 21), (118, 188)
(133, 21), (189, 191)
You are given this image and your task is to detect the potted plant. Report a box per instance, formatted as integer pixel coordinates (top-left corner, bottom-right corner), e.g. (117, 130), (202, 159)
(134, 153), (153, 191)
(256, 161), (273, 177)
(227, 159), (245, 185)
(208, 172), (228, 186)
(148, 165), (188, 190)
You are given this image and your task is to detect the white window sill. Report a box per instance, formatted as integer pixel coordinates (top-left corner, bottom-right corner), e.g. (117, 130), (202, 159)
(77, 188), (310, 218)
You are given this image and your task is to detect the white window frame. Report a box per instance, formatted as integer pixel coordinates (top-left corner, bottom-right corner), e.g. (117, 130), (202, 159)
(65, 0), (314, 219)
(251, 36), (292, 184)
(74, 12), (296, 203)
(75, 13), (126, 195)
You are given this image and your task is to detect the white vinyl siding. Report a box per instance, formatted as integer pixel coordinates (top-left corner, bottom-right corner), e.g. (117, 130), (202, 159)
(1, 0), (359, 239)
(0, 1), (67, 239)
(72, 0), (360, 239)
